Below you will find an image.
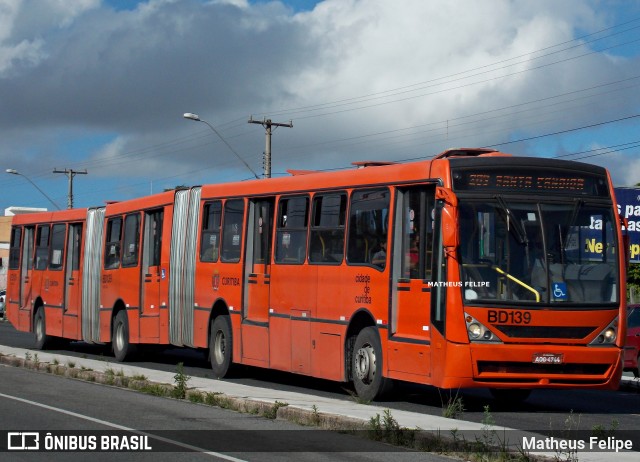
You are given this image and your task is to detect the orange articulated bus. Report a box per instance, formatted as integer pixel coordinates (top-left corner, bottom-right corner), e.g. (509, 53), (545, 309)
(6, 148), (626, 401)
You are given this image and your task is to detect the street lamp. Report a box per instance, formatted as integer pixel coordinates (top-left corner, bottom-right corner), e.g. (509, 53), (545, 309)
(5, 169), (62, 210)
(183, 113), (260, 179)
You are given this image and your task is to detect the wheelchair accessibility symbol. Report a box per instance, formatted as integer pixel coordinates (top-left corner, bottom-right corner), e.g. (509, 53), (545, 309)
(553, 282), (568, 300)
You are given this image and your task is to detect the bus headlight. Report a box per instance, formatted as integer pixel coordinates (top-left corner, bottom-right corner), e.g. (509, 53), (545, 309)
(465, 313), (502, 343)
(589, 318), (618, 346)
(468, 323), (482, 339)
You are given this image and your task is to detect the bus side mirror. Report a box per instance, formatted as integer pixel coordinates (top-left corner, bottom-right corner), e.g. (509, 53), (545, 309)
(436, 187), (458, 250)
(441, 206), (459, 249)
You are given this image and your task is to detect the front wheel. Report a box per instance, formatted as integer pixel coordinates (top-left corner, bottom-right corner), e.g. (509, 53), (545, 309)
(352, 327), (391, 401)
(634, 354), (640, 379)
(112, 311), (135, 362)
(34, 307), (52, 350)
(209, 315), (233, 378)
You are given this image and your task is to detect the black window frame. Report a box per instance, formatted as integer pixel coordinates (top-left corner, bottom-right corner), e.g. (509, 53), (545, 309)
(9, 227), (22, 270)
(104, 217), (123, 270)
(309, 192), (347, 265)
(35, 225), (51, 271)
(221, 199), (245, 263)
(122, 213), (141, 268)
(48, 223), (66, 271)
(347, 188), (390, 270)
(200, 201), (222, 263)
(275, 195), (309, 265)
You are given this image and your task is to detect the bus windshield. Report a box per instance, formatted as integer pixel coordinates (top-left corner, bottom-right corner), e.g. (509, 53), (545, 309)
(459, 198), (619, 306)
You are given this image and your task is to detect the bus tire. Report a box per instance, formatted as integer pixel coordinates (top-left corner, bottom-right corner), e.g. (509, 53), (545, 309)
(490, 388), (531, 403)
(352, 327), (391, 401)
(112, 311), (135, 362)
(34, 307), (52, 350)
(210, 315), (232, 378)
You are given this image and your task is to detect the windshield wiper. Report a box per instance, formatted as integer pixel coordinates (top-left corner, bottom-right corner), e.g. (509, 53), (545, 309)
(563, 199), (584, 249)
(495, 195), (528, 245)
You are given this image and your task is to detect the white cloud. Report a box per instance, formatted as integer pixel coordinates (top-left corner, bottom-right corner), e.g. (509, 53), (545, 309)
(1, 0), (639, 206)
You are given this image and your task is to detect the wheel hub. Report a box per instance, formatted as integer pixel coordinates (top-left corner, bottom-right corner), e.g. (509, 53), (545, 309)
(214, 331), (226, 365)
(355, 344), (376, 384)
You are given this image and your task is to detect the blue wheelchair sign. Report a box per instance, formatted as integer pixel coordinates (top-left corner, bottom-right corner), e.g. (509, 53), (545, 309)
(553, 282), (568, 301)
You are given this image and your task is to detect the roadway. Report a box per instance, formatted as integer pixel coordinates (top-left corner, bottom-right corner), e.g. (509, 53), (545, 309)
(0, 366), (442, 461)
(0, 319), (639, 460)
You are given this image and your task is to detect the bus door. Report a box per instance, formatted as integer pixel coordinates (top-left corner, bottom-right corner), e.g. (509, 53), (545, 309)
(45, 223), (66, 338)
(63, 223), (83, 339)
(388, 185), (435, 378)
(18, 226), (35, 330)
(242, 197), (274, 364)
(140, 209), (163, 341)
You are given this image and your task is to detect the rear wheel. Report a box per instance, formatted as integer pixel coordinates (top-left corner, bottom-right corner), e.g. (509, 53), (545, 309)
(352, 327), (392, 401)
(634, 354), (640, 378)
(34, 307), (52, 350)
(112, 311), (135, 362)
(210, 315), (232, 378)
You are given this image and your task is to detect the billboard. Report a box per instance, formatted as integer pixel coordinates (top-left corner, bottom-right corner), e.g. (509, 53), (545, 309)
(615, 187), (640, 263)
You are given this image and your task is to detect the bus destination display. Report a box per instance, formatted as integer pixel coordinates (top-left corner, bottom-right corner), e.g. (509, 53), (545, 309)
(452, 168), (609, 196)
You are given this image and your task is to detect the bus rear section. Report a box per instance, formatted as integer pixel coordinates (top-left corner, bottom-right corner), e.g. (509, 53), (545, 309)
(6, 209), (88, 346)
(440, 157), (624, 393)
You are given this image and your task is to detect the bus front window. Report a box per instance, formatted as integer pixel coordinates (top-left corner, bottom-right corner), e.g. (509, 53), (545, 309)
(459, 199), (618, 306)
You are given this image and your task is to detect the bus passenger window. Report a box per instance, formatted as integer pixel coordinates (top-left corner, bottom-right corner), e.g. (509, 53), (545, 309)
(49, 224), (66, 271)
(9, 227), (22, 270)
(35, 225), (50, 270)
(200, 201), (221, 262)
(104, 217), (122, 269)
(347, 189), (390, 269)
(221, 199), (244, 263)
(122, 213), (140, 267)
(309, 193), (346, 264)
(275, 196), (308, 264)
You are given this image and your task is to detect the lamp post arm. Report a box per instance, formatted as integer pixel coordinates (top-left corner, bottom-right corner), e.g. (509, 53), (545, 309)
(6, 170), (61, 210)
(198, 119), (260, 180)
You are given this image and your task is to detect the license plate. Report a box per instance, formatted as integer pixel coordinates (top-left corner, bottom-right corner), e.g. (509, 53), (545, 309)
(532, 353), (564, 364)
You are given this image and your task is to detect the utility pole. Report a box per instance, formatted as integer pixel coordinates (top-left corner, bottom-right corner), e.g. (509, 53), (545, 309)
(53, 168), (88, 209)
(248, 116), (293, 178)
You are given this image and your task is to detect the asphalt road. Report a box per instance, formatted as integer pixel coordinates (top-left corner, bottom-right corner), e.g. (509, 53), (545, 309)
(0, 366), (453, 461)
(1, 319), (639, 439)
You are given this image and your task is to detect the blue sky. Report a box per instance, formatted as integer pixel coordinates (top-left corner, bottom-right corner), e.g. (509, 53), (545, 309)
(1, 0), (639, 211)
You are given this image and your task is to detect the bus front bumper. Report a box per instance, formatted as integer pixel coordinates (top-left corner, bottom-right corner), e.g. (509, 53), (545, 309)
(440, 343), (623, 390)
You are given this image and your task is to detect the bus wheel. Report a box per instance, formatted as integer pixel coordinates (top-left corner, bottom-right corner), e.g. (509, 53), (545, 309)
(34, 307), (52, 350)
(634, 355), (640, 378)
(352, 327), (390, 401)
(490, 388), (531, 403)
(210, 315), (232, 378)
(112, 311), (135, 362)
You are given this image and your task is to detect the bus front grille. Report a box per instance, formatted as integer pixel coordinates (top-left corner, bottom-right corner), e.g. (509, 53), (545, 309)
(492, 325), (596, 339)
(477, 361), (609, 376)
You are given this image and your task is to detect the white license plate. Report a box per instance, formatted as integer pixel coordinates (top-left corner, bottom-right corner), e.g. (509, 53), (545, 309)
(532, 353), (564, 364)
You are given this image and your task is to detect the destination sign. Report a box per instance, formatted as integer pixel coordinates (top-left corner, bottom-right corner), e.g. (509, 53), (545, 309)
(452, 168), (609, 197)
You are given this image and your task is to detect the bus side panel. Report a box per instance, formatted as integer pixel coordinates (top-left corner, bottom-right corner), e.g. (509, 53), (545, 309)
(44, 271), (66, 339)
(268, 315), (291, 371)
(310, 323), (344, 382)
(269, 264), (318, 374)
(6, 269), (20, 328)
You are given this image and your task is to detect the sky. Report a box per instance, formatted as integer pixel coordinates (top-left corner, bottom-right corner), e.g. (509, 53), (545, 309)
(1, 0), (639, 211)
